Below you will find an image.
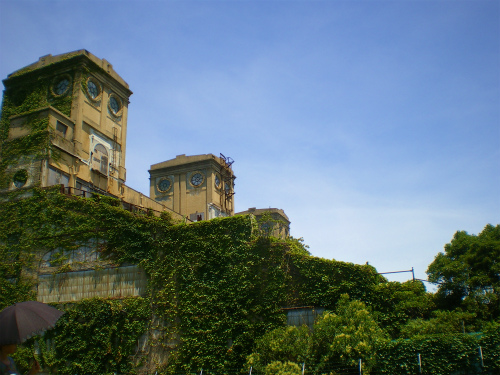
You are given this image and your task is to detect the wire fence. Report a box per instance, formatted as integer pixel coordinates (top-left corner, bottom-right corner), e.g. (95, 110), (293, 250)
(144, 357), (497, 375)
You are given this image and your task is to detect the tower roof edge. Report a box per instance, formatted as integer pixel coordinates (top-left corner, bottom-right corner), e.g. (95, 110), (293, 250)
(5, 49), (131, 92)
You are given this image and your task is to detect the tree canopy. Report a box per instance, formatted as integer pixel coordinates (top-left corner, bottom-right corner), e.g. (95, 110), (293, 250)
(426, 224), (500, 321)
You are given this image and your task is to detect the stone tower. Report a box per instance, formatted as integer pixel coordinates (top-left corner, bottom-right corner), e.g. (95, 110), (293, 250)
(149, 153), (236, 220)
(1, 50), (132, 197)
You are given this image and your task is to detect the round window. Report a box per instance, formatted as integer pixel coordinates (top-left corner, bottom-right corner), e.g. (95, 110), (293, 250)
(190, 172), (204, 187)
(13, 169), (28, 188)
(108, 94), (122, 115)
(86, 77), (101, 100)
(52, 75), (72, 96)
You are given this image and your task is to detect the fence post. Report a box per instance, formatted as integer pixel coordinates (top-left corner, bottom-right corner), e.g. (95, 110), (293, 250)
(479, 346), (484, 367)
(359, 358), (362, 375)
(418, 353), (422, 373)
(249, 366), (252, 375)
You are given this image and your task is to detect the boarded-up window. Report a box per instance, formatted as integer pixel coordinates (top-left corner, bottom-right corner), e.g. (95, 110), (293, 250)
(41, 239), (101, 269)
(48, 167), (69, 187)
(38, 265), (147, 303)
(92, 143), (109, 175)
(285, 307), (325, 330)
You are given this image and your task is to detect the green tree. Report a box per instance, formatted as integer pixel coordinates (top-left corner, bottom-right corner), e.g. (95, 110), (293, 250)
(427, 224), (500, 320)
(263, 361), (302, 375)
(311, 295), (387, 374)
(399, 309), (476, 338)
(246, 325), (311, 372)
(371, 280), (434, 338)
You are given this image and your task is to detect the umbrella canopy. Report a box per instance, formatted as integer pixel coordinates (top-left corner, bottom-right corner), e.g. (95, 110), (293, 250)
(0, 301), (64, 345)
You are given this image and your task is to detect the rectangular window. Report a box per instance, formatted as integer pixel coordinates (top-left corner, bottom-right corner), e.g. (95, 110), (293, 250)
(76, 180), (92, 197)
(100, 155), (108, 175)
(189, 212), (204, 222)
(55, 121), (68, 137)
(92, 144), (109, 176)
(48, 167), (69, 187)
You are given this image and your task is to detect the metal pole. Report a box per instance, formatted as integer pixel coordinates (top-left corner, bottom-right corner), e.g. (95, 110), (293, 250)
(249, 366), (252, 375)
(412, 267), (415, 281)
(302, 362), (305, 375)
(359, 358), (362, 375)
(418, 353), (422, 373)
(479, 346), (484, 367)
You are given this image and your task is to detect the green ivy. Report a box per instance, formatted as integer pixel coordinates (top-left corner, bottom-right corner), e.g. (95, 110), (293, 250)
(374, 328), (500, 374)
(0, 187), (388, 374)
(13, 297), (149, 375)
(0, 67), (72, 188)
(2, 188), (496, 374)
(2, 52), (498, 374)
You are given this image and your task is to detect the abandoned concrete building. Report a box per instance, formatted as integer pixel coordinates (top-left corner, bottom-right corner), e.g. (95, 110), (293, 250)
(1, 50), (290, 224)
(1, 49), (291, 304)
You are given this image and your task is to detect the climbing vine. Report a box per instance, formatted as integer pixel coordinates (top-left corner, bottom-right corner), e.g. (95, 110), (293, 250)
(14, 297), (150, 375)
(374, 327), (500, 374)
(0, 187), (389, 374)
(0, 65), (72, 189)
(2, 52), (498, 374)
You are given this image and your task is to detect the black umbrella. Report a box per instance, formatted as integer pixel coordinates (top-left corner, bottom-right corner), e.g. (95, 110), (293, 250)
(0, 301), (64, 345)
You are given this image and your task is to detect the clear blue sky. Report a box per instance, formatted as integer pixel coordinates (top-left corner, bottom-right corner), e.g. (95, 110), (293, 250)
(1, 0), (499, 287)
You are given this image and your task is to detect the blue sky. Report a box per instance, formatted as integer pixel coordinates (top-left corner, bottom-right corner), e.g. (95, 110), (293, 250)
(1, 0), (499, 287)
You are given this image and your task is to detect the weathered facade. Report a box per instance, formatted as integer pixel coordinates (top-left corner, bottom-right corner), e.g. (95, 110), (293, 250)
(149, 153), (236, 220)
(2, 50), (288, 227)
(3, 50), (131, 196)
(1, 50), (290, 307)
(236, 207), (290, 238)
(1, 50), (185, 219)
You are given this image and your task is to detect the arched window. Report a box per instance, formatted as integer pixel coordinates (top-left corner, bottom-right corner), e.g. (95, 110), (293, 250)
(92, 143), (109, 175)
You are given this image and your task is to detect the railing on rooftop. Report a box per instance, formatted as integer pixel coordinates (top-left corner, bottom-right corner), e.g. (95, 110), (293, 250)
(59, 185), (191, 221)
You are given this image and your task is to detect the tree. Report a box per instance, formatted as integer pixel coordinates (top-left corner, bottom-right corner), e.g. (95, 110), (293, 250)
(263, 361), (302, 375)
(426, 224), (500, 320)
(311, 295), (387, 374)
(246, 296), (387, 374)
(371, 280), (435, 338)
(399, 309), (476, 337)
(245, 325), (311, 373)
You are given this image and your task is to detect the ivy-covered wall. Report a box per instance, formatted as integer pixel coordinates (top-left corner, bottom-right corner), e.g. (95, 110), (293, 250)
(2, 52), (497, 375)
(0, 64), (73, 189)
(0, 187), (387, 374)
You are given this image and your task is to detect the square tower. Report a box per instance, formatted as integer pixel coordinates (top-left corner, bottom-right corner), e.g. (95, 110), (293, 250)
(0, 50), (132, 197)
(149, 154), (236, 220)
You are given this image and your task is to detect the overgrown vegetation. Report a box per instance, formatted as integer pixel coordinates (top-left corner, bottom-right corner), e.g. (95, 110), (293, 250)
(0, 63), (72, 189)
(1, 188), (498, 374)
(1, 53), (498, 374)
(248, 297), (499, 375)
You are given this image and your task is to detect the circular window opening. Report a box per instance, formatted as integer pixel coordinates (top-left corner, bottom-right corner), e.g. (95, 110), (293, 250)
(87, 77), (101, 100)
(190, 172), (204, 187)
(13, 169), (28, 188)
(52, 75), (72, 96)
(108, 95), (122, 115)
(157, 177), (172, 193)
